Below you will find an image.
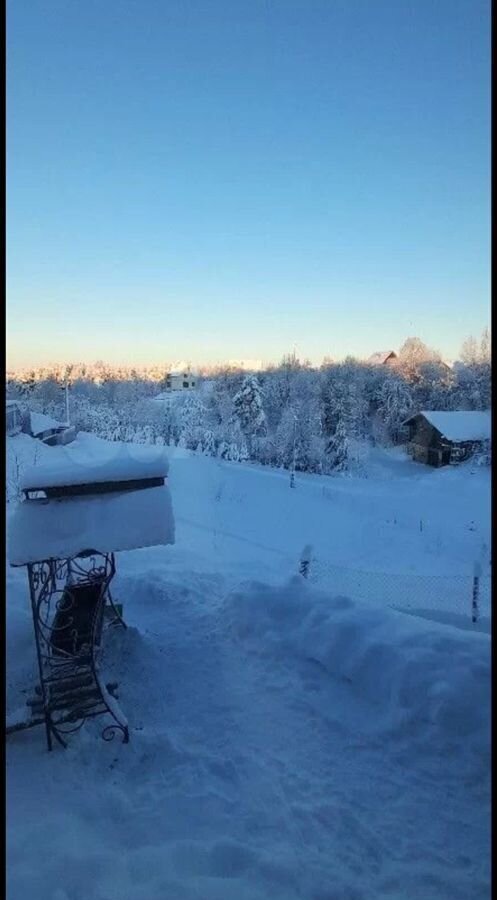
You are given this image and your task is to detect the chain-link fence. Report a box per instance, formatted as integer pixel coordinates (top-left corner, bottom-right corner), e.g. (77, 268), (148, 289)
(303, 554), (491, 632)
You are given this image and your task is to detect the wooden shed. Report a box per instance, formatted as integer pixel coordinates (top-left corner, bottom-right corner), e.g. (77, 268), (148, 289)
(402, 410), (491, 467)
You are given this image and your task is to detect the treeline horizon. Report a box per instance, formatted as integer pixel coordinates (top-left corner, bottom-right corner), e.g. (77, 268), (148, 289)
(5, 330), (491, 384)
(6, 332), (491, 475)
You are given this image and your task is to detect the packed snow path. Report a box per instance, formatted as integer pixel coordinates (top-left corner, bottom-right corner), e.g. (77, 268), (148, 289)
(7, 562), (489, 900)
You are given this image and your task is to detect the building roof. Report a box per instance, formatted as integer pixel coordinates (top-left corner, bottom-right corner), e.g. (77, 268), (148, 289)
(228, 359), (264, 371)
(403, 410), (491, 443)
(168, 361), (197, 377)
(367, 350), (397, 365)
(30, 412), (65, 436)
(151, 391), (183, 404)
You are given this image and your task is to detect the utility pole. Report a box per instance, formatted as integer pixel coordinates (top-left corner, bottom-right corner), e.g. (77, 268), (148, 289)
(62, 379), (70, 425)
(65, 381), (70, 425)
(290, 413), (297, 488)
(472, 560), (481, 624)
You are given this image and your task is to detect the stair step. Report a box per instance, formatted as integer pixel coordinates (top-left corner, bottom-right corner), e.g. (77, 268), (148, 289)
(47, 673), (94, 696)
(49, 687), (102, 713)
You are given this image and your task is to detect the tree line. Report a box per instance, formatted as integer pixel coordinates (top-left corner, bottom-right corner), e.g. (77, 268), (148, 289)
(7, 332), (491, 474)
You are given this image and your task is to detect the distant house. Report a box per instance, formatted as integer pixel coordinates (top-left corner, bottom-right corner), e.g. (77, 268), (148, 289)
(402, 410), (491, 467)
(367, 350), (398, 366)
(164, 365), (197, 392)
(228, 360), (264, 372)
(30, 412), (77, 446)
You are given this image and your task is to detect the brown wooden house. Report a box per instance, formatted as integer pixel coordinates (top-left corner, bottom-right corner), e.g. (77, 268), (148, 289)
(367, 350), (398, 366)
(402, 410), (491, 467)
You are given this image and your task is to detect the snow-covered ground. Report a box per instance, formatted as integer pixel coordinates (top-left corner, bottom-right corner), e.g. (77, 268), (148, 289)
(6, 432), (491, 900)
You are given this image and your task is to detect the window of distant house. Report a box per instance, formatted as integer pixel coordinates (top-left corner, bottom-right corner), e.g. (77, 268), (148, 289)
(192, 381), (195, 386)
(183, 381), (189, 388)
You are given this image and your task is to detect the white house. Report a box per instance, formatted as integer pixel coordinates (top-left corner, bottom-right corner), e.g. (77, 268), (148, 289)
(164, 364), (197, 392)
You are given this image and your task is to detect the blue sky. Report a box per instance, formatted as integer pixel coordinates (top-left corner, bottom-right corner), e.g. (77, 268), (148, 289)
(7, 0), (490, 368)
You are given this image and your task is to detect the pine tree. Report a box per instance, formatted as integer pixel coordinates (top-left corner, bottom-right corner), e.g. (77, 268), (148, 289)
(232, 375), (267, 455)
(378, 377), (413, 443)
(179, 394), (205, 449)
(324, 411), (349, 472)
(202, 429), (216, 456)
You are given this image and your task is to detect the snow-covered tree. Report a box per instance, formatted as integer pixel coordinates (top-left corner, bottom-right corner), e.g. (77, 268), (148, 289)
(232, 375), (267, 455)
(202, 429), (216, 456)
(397, 337), (441, 382)
(377, 377), (413, 443)
(324, 409), (349, 472)
(179, 394), (205, 450)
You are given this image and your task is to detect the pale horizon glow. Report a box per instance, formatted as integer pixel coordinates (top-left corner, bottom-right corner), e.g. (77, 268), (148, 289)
(7, 0), (490, 370)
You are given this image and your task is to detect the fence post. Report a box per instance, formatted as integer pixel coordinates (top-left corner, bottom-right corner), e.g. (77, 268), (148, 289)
(472, 561), (481, 624)
(299, 544), (313, 579)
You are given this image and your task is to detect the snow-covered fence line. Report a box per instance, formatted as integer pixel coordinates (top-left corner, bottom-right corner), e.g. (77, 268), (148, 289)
(307, 557), (491, 630)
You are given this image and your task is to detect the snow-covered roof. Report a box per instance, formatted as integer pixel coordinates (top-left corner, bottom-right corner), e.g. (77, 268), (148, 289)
(228, 359), (264, 371)
(9, 484), (175, 565)
(367, 350), (397, 365)
(168, 361), (197, 377)
(403, 411), (491, 443)
(20, 444), (170, 491)
(30, 411), (65, 435)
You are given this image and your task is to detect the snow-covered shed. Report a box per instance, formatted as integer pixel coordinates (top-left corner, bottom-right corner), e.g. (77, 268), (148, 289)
(29, 412), (77, 447)
(402, 410), (491, 467)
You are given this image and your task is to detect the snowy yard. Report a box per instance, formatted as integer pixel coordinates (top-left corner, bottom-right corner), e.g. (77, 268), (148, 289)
(6, 433), (491, 900)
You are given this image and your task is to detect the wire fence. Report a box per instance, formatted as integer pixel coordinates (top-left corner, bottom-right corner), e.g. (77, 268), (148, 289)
(303, 553), (491, 632)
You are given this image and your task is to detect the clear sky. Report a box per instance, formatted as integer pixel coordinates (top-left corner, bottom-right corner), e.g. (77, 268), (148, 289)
(7, 0), (490, 369)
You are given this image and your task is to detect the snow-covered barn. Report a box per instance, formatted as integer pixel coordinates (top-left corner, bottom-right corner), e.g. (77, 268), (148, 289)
(402, 410), (491, 467)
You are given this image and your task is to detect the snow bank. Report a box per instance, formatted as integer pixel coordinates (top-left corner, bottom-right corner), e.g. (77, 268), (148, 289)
(225, 577), (490, 761)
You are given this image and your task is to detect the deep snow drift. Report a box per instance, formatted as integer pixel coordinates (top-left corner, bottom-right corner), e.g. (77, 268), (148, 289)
(6, 432), (491, 900)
